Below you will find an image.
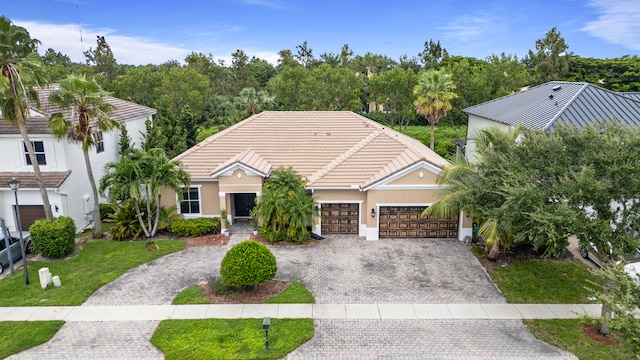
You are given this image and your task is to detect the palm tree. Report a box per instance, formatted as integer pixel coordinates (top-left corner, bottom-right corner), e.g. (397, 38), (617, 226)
(423, 129), (518, 259)
(413, 70), (458, 150)
(253, 167), (317, 243)
(100, 148), (190, 238)
(0, 16), (53, 219)
(48, 74), (120, 238)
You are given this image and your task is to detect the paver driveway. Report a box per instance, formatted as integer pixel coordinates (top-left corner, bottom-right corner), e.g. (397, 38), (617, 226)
(10, 228), (576, 359)
(84, 234), (504, 305)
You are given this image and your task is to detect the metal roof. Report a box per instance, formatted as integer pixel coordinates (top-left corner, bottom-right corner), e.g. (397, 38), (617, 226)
(463, 81), (640, 130)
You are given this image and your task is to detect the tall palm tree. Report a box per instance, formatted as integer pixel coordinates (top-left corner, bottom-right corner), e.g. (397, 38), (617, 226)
(0, 16), (53, 220)
(48, 74), (119, 238)
(100, 148), (190, 238)
(413, 70), (458, 150)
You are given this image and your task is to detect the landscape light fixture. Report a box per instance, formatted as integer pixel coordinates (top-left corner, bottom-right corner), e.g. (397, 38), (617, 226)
(9, 178), (29, 285)
(263, 317), (270, 352)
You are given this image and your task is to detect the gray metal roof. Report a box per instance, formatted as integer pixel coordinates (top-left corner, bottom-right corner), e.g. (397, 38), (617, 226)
(463, 81), (640, 131)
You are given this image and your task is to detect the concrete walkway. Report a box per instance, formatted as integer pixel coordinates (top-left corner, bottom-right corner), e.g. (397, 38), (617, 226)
(0, 303), (602, 322)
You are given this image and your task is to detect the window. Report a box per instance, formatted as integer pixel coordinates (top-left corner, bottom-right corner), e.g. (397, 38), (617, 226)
(24, 141), (46, 165)
(96, 132), (104, 153)
(180, 187), (200, 214)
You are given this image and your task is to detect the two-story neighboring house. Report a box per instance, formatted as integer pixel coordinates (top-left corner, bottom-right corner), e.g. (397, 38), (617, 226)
(0, 84), (156, 232)
(463, 81), (640, 161)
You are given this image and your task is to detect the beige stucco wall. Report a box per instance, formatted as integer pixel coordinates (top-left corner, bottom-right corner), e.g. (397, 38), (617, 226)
(218, 169), (263, 193)
(159, 181), (221, 216)
(387, 168), (439, 185)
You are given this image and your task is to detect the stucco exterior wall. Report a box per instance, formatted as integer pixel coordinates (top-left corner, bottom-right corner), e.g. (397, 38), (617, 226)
(465, 115), (510, 162)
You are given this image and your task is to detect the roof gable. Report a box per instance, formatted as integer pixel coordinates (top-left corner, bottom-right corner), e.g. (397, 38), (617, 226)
(464, 81), (640, 130)
(210, 149), (272, 177)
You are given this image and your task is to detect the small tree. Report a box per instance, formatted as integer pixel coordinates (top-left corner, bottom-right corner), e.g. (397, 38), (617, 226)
(220, 240), (277, 288)
(253, 167), (316, 243)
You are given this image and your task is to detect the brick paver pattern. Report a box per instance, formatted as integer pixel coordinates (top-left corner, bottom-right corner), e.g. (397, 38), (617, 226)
(9, 222), (577, 359)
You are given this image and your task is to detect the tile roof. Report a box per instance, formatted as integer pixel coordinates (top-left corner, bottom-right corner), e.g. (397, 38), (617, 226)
(463, 81), (640, 130)
(0, 171), (71, 189)
(175, 111), (449, 188)
(0, 84), (157, 135)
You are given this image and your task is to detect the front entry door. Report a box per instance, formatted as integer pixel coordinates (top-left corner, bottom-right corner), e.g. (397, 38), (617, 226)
(234, 193), (256, 217)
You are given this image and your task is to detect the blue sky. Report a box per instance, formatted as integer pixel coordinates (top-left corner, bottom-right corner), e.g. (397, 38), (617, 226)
(2, 0), (640, 65)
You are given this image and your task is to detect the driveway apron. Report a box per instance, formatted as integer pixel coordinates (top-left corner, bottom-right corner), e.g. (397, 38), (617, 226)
(9, 228), (577, 359)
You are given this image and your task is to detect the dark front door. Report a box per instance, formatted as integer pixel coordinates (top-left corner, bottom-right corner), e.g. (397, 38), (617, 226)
(234, 193), (256, 217)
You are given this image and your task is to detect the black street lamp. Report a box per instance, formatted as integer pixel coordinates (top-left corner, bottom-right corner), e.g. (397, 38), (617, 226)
(262, 317), (270, 352)
(9, 178), (29, 285)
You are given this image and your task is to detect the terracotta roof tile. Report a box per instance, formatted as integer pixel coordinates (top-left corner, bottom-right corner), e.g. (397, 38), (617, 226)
(175, 111), (449, 187)
(0, 84), (157, 135)
(0, 171), (71, 188)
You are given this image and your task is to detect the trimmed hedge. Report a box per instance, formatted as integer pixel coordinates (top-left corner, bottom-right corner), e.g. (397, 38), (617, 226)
(29, 216), (76, 258)
(171, 217), (221, 237)
(220, 240), (277, 288)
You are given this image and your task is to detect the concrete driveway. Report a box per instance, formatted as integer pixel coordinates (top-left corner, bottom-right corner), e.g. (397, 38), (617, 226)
(10, 232), (576, 360)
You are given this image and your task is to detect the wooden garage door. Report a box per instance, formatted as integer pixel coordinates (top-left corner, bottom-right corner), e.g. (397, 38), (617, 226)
(379, 206), (458, 239)
(321, 203), (359, 234)
(15, 205), (46, 231)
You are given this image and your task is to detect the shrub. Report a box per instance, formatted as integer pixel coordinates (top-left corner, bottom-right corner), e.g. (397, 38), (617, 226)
(220, 240), (277, 288)
(105, 199), (144, 241)
(171, 217), (220, 237)
(99, 203), (115, 221)
(29, 216), (76, 258)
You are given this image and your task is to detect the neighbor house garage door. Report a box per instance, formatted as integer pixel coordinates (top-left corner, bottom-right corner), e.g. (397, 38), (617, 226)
(379, 206), (458, 238)
(321, 203), (359, 234)
(15, 205), (46, 231)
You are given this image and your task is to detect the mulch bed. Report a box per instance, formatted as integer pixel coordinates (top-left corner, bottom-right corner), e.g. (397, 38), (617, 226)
(182, 233), (229, 247)
(200, 279), (292, 304)
(583, 324), (621, 345)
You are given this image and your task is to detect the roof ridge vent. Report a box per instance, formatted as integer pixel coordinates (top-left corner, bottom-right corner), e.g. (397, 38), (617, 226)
(552, 85), (562, 91)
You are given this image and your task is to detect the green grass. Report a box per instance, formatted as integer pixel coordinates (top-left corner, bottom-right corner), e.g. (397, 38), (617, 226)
(525, 319), (634, 360)
(75, 223), (115, 238)
(151, 318), (314, 360)
(398, 124), (467, 158)
(0, 321), (64, 358)
(262, 282), (315, 304)
(163, 281), (316, 358)
(488, 259), (601, 303)
(173, 281), (315, 305)
(172, 285), (210, 305)
(0, 239), (185, 306)
(196, 125), (220, 143)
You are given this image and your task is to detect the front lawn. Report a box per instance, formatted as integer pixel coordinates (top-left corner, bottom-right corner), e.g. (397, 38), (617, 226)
(0, 321), (64, 359)
(0, 239), (185, 306)
(525, 319), (634, 360)
(157, 281), (315, 359)
(488, 259), (601, 303)
(487, 257), (634, 359)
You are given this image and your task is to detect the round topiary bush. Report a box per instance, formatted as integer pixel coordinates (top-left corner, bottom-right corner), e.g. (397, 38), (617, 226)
(29, 216), (76, 258)
(220, 240), (277, 288)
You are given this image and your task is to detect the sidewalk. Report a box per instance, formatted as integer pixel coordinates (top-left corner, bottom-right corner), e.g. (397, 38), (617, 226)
(0, 303), (601, 322)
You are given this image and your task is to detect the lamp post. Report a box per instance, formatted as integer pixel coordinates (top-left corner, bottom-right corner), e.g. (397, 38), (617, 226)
(9, 178), (29, 285)
(262, 317), (270, 352)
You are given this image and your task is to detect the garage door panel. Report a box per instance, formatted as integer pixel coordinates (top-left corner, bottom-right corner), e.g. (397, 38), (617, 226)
(16, 205), (46, 231)
(321, 203), (359, 234)
(379, 206), (457, 239)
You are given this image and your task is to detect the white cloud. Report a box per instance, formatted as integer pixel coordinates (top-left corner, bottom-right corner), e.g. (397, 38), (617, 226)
(14, 20), (191, 65)
(441, 15), (493, 41)
(239, 0), (285, 10)
(582, 0), (640, 51)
